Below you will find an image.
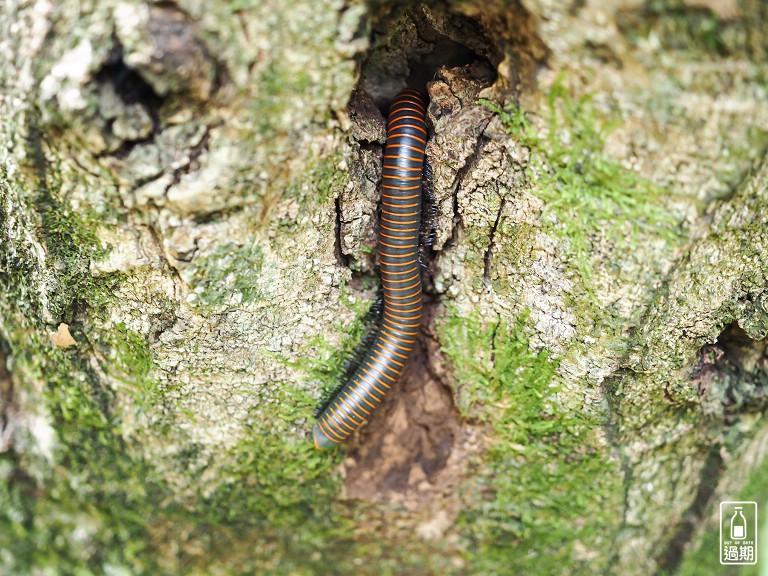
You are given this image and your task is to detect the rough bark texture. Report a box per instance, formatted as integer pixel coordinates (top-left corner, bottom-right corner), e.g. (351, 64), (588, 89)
(1, 0), (767, 574)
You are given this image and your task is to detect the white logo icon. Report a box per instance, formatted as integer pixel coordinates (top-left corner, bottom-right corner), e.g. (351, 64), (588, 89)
(720, 501), (758, 565)
(730, 506), (747, 540)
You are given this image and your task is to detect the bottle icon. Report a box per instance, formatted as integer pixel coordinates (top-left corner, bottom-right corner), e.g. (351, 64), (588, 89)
(730, 506), (747, 540)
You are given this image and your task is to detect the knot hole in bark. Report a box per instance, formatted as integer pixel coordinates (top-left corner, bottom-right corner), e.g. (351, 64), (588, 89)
(693, 321), (768, 414)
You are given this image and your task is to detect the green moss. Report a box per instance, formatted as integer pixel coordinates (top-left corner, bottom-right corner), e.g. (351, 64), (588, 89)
(0, 333), (167, 575)
(616, 0), (768, 62)
(251, 61), (313, 137)
(292, 284), (380, 415)
(0, 294), (345, 576)
(616, 0), (768, 64)
(197, 386), (344, 521)
(0, 121), (164, 574)
(127, 382), (353, 575)
(36, 176), (108, 320)
(11, 107), (109, 321)
(617, 3), (727, 56)
(482, 82), (681, 289)
(1, 322), (352, 576)
(441, 311), (622, 574)
(188, 240), (265, 310)
(285, 151), (348, 207)
(97, 321), (157, 403)
(483, 219), (536, 292)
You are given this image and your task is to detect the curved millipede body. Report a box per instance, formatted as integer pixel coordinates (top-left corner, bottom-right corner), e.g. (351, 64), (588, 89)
(313, 88), (428, 450)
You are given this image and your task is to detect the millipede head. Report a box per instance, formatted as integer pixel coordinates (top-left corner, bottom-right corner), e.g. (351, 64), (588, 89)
(313, 423), (339, 450)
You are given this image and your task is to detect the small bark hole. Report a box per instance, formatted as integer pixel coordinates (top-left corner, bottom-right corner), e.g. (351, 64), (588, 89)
(693, 321), (768, 413)
(97, 58), (162, 110)
(94, 48), (163, 157)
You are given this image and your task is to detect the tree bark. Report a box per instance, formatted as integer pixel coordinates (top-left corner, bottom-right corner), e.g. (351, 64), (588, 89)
(1, 0), (767, 574)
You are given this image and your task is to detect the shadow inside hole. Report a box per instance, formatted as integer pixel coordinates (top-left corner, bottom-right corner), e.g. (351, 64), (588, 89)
(361, 5), (498, 109)
(96, 59), (162, 109)
(92, 50), (164, 155)
(693, 321), (768, 412)
(716, 322), (768, 376)
(343, 331), (464, 501)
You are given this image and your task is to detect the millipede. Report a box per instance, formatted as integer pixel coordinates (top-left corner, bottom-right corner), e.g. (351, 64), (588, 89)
(313, 87), (429, 450)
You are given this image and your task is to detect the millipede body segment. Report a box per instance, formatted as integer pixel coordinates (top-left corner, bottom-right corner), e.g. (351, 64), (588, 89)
(313, 88), (428, 450)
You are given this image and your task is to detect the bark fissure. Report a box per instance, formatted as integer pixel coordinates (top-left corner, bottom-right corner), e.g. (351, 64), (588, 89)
(489, 313), (501, 368)
(606, 448), (635, 574)
(168, 124), (215, 188)
(333, 195), (349, 268)
(441, 135), (489, 254)
(483, 191), (505, 285)
(93, 42), (164, 160)
(0, 348), (14, 453)
(655, 444), (723, 572)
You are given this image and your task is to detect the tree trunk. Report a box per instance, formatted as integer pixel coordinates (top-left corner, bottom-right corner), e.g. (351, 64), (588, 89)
(1, 0), (767, 574)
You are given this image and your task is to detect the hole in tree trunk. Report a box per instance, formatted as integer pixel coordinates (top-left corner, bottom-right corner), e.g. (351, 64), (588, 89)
(337, 2), (546, 504)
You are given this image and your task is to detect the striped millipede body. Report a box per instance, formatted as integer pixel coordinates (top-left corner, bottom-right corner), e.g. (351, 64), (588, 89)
(313, 88), (428, 450)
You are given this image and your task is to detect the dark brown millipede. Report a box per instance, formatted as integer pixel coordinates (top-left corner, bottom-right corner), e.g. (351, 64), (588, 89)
(313, 88), (428, 450)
